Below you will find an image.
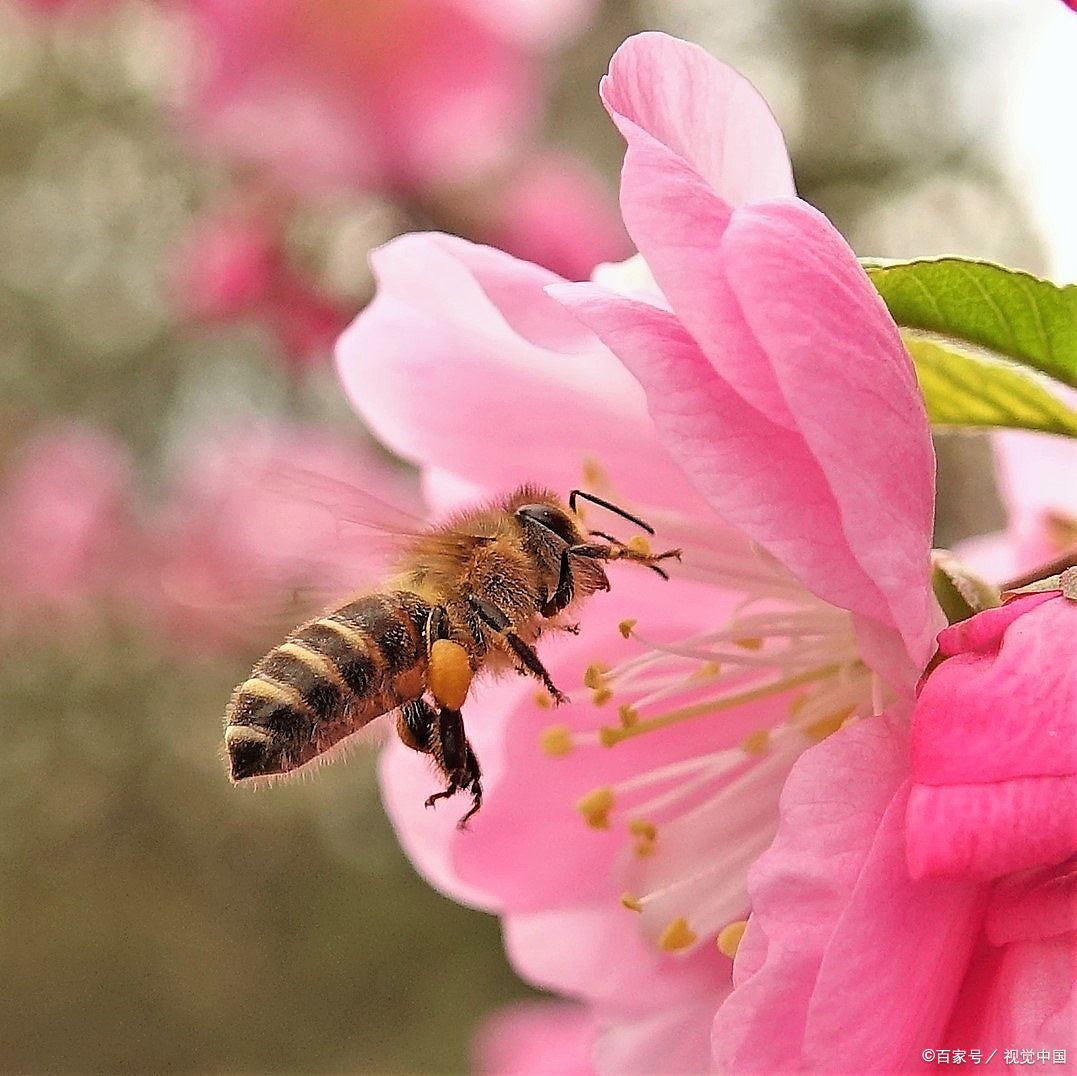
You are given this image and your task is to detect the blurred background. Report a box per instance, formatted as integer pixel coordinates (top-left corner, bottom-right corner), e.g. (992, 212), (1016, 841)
(0, 0), (1073, 1071)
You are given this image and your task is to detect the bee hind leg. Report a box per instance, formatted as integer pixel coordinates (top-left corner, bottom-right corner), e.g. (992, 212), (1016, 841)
(423, 702), (483, 828)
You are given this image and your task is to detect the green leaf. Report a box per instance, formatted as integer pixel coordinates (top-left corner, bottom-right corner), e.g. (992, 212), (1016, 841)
(905, 336), (1077, 436)
(865, 257), (1077, 390)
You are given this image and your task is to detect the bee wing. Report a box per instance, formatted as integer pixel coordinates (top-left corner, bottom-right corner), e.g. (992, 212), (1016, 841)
(156, 457), (475, 650)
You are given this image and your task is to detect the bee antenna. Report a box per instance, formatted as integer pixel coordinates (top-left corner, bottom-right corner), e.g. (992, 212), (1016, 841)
(568, 490), (655, 535)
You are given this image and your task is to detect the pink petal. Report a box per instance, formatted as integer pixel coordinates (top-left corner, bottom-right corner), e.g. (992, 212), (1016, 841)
(912, 595), (1077, 786)
(602, 33), (794, 208)
(473, 1000), (597, 1076)
(987, 860), (1077, 946)
(906, 778), (1077, 881)
(712, 715), (984, 1074)
(336, 234), (701, 508)
(505, 904), (728, 1015)
(721, 200), (938, 672)
(593, 999), (723, 1076)
(549, 281), (933, 687)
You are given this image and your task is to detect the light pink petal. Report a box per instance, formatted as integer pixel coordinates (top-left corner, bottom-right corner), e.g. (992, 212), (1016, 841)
(602, 33), (794, 208)
(549, 282), (931, 688)
(721, 200), (938, 672)
(712, 714), (983, 1074)
(450, 576), (747, 910)
(593, 999), (722, 1076)
(473, 1000), (598, 1076)
(336, 234), (700, 508)
(505, 904), (728, 1015)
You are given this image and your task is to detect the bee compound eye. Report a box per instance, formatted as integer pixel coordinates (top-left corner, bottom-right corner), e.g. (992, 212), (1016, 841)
(517, 504), (578, 545)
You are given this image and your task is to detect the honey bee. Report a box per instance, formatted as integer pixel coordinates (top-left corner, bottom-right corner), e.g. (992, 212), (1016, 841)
(224, 486), (680, 825)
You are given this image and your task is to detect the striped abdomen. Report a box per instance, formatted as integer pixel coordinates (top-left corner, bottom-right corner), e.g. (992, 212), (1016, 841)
(224, 591), (431, 781)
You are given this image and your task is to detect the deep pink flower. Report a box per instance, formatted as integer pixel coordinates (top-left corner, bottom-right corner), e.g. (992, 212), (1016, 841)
(338, 31), (946, 1070)
(907, 589), (1077, 881)
(474, 1000), (597, 1076)
(179, 0), (593, 195)
(173, 204), (351, 371)
(480, 152), (632, 281)
(714, 582), (1077, 1072)
(0, 424), (142, 628)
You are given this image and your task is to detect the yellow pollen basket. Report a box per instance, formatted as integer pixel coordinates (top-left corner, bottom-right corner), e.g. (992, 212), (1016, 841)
(717, 919), (749, 958)
(539, 724), (573, 757)
(577, 786), (615, 829)
(658, 917), (697, 952)
(627, 535), (652, 556)
(428, 639), (473, 711)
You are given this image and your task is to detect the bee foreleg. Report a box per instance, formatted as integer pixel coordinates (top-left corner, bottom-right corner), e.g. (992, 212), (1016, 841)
(541, 543), (612, 618)
(468, 596), (568, 705)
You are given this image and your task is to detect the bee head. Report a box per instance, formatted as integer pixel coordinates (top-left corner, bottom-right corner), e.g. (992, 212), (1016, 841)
(514, 501), (582, 546)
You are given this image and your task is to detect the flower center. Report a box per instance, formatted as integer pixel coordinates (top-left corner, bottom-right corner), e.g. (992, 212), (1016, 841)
(540, 486), (885, 955)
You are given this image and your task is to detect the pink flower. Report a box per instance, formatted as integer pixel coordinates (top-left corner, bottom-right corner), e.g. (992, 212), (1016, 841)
(480, 152), (632, 281)
(173, 204), (350, 371)
(151, 423), (419, 652)
(474, 1001), (597, 1076)
(0, 424), (142, 629)
(179, 0), (593, 196)
(907, 588), (1077, 881)
(958, 429), (1077, 585)
(714, 582), (1077, 1072)
(337, 31), (943, 1070)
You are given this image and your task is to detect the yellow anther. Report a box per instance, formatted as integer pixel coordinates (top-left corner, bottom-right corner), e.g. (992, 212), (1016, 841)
(787, 694), (809, 716)
(618, 704), (639, 728)
(591, 687), (613, 706)
(618, 618), (637, 639)
(540, 724), (573, 757)
(598, 726), (624, 748)
(634, 837), (658, 858)
(658, 917), (698, 952)
(628, 819), (657, 840)
(577, 786), (615, 829)
(628, 535), (652, 556)
(740, 728), (771, 756)
(717, 919), (748, 958)
(533, 691), (552, 710)
(692, 661), (722, 680)
(583, 663), (607, 690)
(804, 705), (856, 743)
(734, 636), (764, 651)
(581, 457), (608, 489)
(620, 892), (642, 912)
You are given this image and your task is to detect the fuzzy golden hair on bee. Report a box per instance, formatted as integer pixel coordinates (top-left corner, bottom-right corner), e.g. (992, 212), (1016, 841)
(223, 483), (681, 825)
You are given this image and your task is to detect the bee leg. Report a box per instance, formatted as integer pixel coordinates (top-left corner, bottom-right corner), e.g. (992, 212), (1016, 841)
(541, 543), (612, 618)
(396, 698), (435, 752)
(469, 597), (568, 705)
(425, 704), (483, 827)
